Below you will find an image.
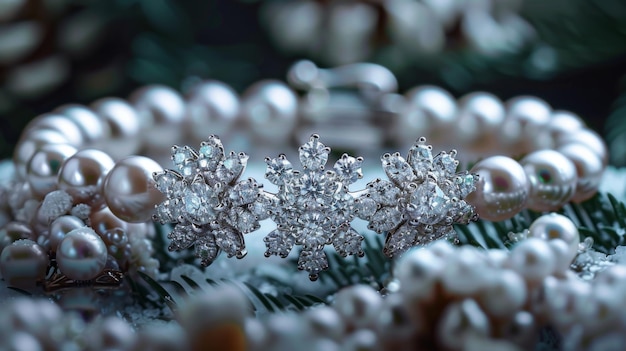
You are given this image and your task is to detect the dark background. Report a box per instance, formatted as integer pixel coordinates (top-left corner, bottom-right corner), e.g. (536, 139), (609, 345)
(1, 0), (625, 162)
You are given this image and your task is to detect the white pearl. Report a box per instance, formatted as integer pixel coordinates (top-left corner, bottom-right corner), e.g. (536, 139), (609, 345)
(396, 86), (457, 145)
(0, 221), (33, 253)
(386, 0), (444, 56)
(91, 98), (141, 160)
(342, 329), (380, 351)
(88, 206), (129, 246)
(57, 149), (115, 210)
(86, 317), (135, 350)
(466, 156), (529, 221)
(507, 237), (555, 283)
(56, 227), (107, 281)
(48, 215), (84, 252)
(103, 156), (164, 222)
(241, 80), (298, 144)
(455, 92), (505, 152)
(557, 143), (604, 203)
(0, 239), (48, 289)
(13, 129), (69, 179)
(441, 246), (489, 296)
(394, 248), (444, 301)
(547, 239), (574, 275)
(55, 104), (108, 144)
(26, 143), (77, 199)
(304, 306), (345, 341)
(333, 284), (383, 330)
(500, 96), (551, 154)
(185, 80), (240, 142)
(520, 150), (577, 211)
(437, 299), (490, 351)
(582, 285), (621, 334)
(477, 269), (526, 317)
(375, 293), (418, 343)
(528, 213), (579, 263)
(23, 113), (84, 147)
(545, 111), (584, 140)
(131, 85), (186, 151)
(556, 128), (608, 166)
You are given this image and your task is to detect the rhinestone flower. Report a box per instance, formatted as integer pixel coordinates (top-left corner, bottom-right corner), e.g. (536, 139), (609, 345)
(152, 135), (263, 266)
(358, 137), (478, 258)
(262, 134), (364, 280)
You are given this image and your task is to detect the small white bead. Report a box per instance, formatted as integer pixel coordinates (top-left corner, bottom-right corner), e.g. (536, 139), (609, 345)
(441, 246), (490, 296)
(333, 284), (383, 330)
(394, 248), (444, 302)
(56, 227), (107, 281)
(57, 149), (115, 210)
(103, 156), (164, 222)
(507, 237), (555, 283)
(26, 143), (77, 199)
(185, 80), (240, 143)
(304, 306), (345, 341)
(0, 239), (48, 289)
(528, 213), (579, 265)
(437, 299), (490, 351)
(91, 98), (142, 160)
(477, 269), (527, 318)
(520, 150), (578, 211)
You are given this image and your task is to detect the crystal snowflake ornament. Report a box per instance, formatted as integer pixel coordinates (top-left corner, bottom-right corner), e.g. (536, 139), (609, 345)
(262, 134), (365, 280)
(358, 137), (478, 258)
(152, 135), (264, 266)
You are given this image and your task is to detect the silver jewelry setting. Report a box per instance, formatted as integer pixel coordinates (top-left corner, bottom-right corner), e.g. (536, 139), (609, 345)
(153, 134), (478, 280)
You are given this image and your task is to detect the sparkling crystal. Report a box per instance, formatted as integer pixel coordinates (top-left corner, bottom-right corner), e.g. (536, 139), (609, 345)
(194, 234), (220, 266)
(229, 179), (260, 206)
(172, 145), (196, 169)
(382, 153), (416, 187)
(250, 192), (274, 220)
(299, 211), (331, 249)
(333, 227), (364, 257)
(367, 179), (400, 206)
(408, 181), (450, 225)
(155, 200), (181, 223)
(154, 171), (181, 195)
(299, 135), (329, 170)
(433, 152), (458, 179)
(407, 143), (433, 178)
(226, 207), (260, 234)
(356, 196), (378, 219)
(167, 224), (197, 251)
(297, 249), (328, 280)
(454, 173), (478, 198)
(329, 191), (355, 225)
(369, 206), (403, 232)
(333, 154), (363, 184)
(217, 152), (248, 183)
(264, 229), (294, 258)
(198, 137), (224, 168)
(215, 227), (244, 257)
(265, 156), (293, 185)
(383, 223), (417, 258)
(182, 182), (216, 225)
(300, 171), (327, 198)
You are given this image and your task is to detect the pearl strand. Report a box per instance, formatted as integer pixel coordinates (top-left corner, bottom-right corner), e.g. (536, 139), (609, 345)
(3, 214), (624, 351)
(0, 60), (608, 287)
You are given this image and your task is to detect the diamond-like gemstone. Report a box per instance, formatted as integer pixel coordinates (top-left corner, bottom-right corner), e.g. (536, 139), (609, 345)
(300, 171), (327, 198)
(154, 171), (181, 195)
(368, 179), (400, 207)
(433, 152), (457, 179)
(408, 181), (450, 225)
(155, 200), (181, 223)
(263, 229), (294, 258)
(369, 206), (403, 232)
(182, 182), (216, 224)
(217, 152), (248, 184)
(407, 143), (433, 177)
(383, 222), (417, 258)
(333, 154), (362, 185)
(229, 179), (259, 206)
(167, 224), (197, 251)
(172, 145), (195, 168)
(265, 157), (293, 186)
(297, 249), (328, 280)
(226, 207), (259, 234)
(333, 227), (364, 257)
(382, 153), (417, 187)
(194, 233), (219, 266)
(356, 196), (377, 219)
(215, 227), (244, 258)
(299, 135), (329, 170)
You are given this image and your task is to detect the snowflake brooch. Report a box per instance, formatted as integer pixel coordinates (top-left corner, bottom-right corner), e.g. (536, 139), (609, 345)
(152, 135), (264, 266)
(262, 134), (364, 280)
(357, 137), (478, 258)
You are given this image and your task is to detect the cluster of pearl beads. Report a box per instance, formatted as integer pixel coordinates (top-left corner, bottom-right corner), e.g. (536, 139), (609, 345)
(263, 0), (534, 65)
(3, 213), (617, 351)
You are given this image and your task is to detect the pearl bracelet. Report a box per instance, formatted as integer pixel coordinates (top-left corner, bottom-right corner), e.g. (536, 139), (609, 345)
(0, 60), (607, 286)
